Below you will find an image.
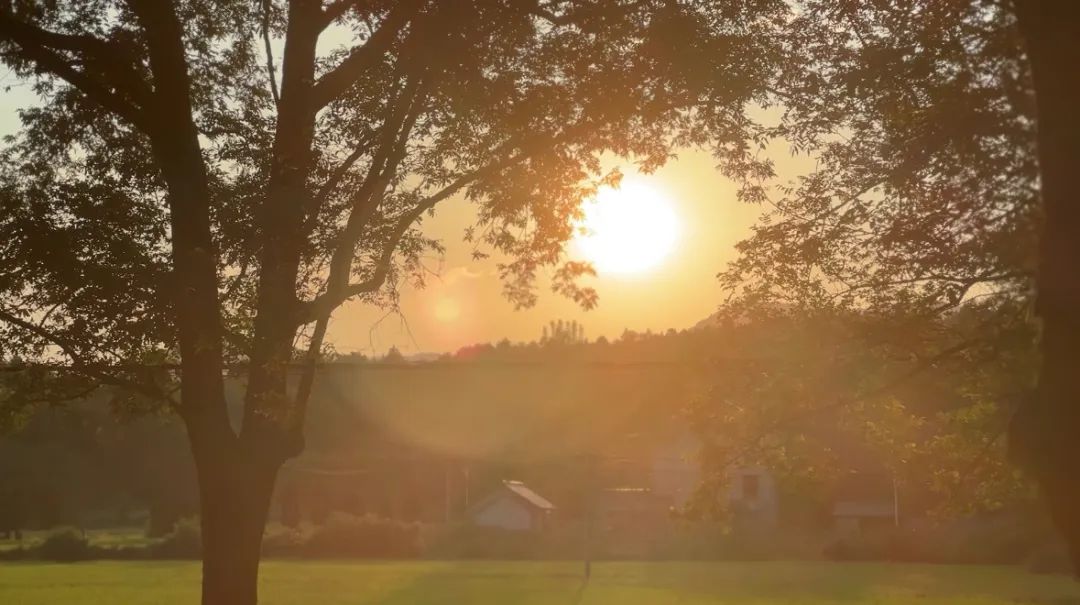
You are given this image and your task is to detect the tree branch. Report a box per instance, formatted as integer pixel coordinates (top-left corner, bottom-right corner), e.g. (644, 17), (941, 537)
(0, 307), (176, 406)
(527, 0), (649, 27)
(261, 0), (281, 105)
(300, 72), (429, 314)
(302, 130), (377, 236)
(320, 0), (360, 29)
(0, 9), (150, 129)
(291, 314), (329, 414)
(310, 0), (423, 109)
(297, 135), (561, 324)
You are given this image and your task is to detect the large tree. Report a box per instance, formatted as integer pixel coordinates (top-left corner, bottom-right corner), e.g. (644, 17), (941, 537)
(704, 0), (1036, 494)
(1008, 0), (1080, 575)
(0, 0), (790, 602)
(712, 0), (1080, 572)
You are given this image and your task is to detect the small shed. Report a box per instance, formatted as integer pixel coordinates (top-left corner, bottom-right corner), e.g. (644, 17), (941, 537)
(468, 480), (555, 531)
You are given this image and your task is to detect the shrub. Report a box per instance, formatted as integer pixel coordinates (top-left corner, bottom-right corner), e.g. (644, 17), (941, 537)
(822, 519), (1044, 565)
(37, 526), (92, 562)
(152, 517), (201, 559)
(303, 513), (420, 558)
(1028, 541), (1073, 575)
(262, 526), (306, 557)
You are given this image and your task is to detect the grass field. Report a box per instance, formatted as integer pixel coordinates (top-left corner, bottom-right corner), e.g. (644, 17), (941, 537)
(0, 561), (1077, 604)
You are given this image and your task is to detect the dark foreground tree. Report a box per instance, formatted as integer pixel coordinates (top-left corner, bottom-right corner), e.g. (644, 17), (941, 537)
(702, 0), (1036, 502)
(1008, 0), (1080, 575)
(0, 1), (791, 602)
(711, 0), (1080, 573)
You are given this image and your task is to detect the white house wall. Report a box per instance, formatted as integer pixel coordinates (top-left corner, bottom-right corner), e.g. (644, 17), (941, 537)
(472, 496), (535, 531)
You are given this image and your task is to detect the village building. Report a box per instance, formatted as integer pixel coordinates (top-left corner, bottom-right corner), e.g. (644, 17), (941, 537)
(467, 480), (555, 532)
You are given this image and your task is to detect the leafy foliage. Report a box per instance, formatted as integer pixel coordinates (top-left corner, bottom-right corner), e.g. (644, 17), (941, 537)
(724, 0), (1035, 315)
(0, 0), (792, 385)
(693, 0), (1040, 518)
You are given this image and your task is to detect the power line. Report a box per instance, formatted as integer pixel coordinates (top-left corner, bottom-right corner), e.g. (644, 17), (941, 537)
(0, 358), (737, 373)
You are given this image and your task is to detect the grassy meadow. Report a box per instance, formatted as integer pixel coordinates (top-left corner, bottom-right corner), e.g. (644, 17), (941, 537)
(0, 561), (1077, 605)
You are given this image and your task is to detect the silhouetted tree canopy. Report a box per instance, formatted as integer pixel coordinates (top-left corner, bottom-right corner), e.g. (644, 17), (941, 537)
(724, 0), (1034, 318)
(0, 1), (801, 602)
(697, 0), (1040, 526)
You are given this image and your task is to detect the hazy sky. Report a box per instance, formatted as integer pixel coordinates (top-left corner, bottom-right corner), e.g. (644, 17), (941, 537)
(331, 152), (766, 356)
(0, 75), (810, 357)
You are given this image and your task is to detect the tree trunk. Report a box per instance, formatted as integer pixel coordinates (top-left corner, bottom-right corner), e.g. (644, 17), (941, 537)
(189, 425), (283, 605)
(1009, 0), (1080, 574)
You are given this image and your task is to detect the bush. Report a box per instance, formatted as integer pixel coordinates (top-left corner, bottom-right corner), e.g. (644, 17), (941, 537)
(262, 526), (306, 557)
(37, 527), (92, 562)
(151, 517), (201, 559)
(303, 513), (420, 558)
(822, 519), (1044, 565)
(1028, 541), (1073, 575)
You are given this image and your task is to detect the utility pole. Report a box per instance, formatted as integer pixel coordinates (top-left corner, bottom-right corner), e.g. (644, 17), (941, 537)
(444, 461), (452, 523)
(464, 466), (471, 510)
(891, 472), (900, 527)
(582, 452), (598, 581)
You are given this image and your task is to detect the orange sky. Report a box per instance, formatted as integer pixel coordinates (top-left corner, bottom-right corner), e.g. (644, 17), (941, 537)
(330, 148), (781, 356)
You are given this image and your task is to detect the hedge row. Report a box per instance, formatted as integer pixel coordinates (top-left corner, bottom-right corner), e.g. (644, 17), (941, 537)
(2, 515), (1071, 573)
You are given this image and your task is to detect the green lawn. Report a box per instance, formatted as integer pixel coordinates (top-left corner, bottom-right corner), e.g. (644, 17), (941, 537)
(0, 561), (1077, 604)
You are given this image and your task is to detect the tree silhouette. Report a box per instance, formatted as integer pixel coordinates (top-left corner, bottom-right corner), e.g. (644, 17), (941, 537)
(0, 1), (793, 602)
(714, 0), (1080, 571)
(541, 319), (586, 346)
(1008, 0), (1080, 575)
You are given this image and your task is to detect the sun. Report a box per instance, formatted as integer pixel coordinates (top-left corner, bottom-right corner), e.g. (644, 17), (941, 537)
(574, 180), (681, 275)
(434, 297), (461, 322)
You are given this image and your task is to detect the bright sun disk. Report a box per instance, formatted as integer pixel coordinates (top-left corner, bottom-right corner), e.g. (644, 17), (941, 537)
(574, 180), (680, 275)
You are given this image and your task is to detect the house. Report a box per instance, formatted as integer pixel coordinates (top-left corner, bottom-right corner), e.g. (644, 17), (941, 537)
(832, 471), (899, 532)
(467, 480), (555, 531)
(650, 431), (701, 508)
(597, 487), (670, 530)
(650, 432), (779, 527)
(724, 466), (779, 526)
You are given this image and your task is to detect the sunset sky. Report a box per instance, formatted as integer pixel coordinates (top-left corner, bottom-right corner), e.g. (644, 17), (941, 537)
(0, 84), (811, 356)
(331, 151), (767, 356)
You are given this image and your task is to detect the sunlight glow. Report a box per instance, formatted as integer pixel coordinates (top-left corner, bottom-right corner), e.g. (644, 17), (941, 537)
(574, 180), (681, 275)
(434, 297), (461, 322)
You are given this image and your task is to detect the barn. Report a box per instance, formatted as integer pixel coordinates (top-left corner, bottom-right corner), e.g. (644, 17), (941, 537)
(467, 480), (555, 531)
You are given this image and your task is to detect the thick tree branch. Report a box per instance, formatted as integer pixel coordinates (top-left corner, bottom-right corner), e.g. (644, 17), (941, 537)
(302, 130), (377, 235)
(310, 0), (423, 109)
(298, 72), (430, 319)
(125, 0), (228, 424)
(297, 135), (562, 324)
(320, 0), (360, 29)
(291, 314), (329, 414)
(0, 9), (150, 129)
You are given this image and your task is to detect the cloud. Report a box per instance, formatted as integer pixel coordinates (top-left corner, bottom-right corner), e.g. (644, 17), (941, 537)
(440, 265), (488, 287)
